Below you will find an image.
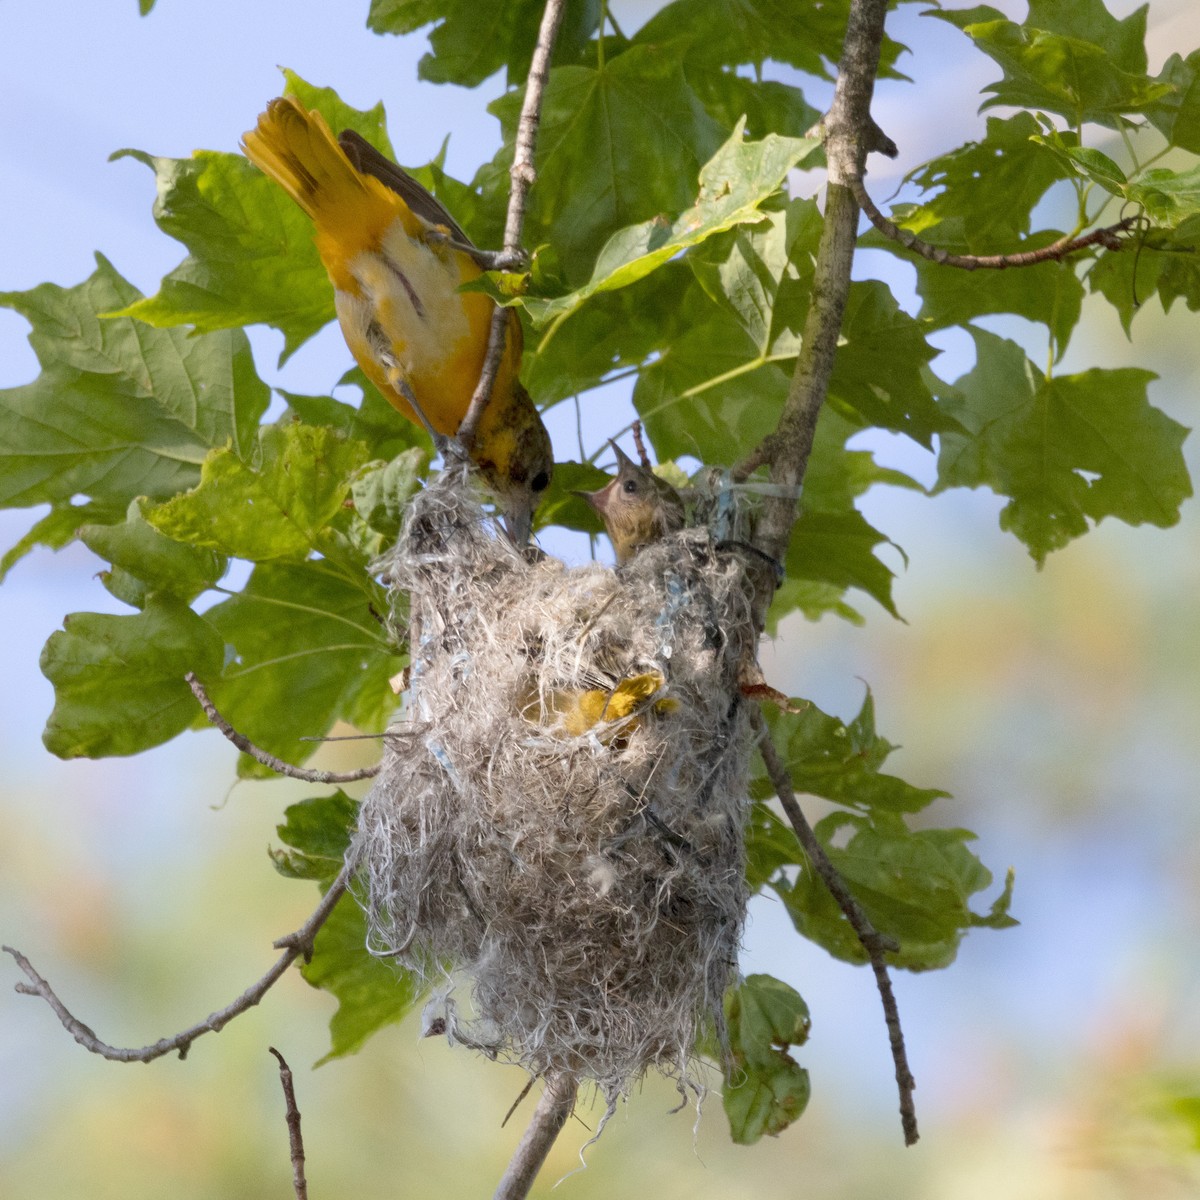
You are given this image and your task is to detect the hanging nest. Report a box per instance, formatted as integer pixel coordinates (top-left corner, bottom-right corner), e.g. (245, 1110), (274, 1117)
(353, 466), (758, 1099)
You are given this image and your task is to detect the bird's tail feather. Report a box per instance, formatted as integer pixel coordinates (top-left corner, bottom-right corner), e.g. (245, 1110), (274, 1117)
(243, 97), (397, 250)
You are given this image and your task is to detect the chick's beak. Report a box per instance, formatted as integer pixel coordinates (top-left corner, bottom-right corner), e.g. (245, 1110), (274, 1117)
(608, 439), (637, 471)
(575, 482), (616, 519)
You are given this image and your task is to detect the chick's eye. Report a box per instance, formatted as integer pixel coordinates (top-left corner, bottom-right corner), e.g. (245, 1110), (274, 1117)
(530, 470), (550, 493)
(623, 478), (639, 494)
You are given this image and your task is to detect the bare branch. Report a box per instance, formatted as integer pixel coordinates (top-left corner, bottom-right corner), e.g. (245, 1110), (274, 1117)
(4, 861), (354, 1063)
(494, 1073), (577, 1200)
(185, 672), (379, 783)
(270, 1048), (310, 1200)
(852, 176), (1137, 269)
(457, 0), (568, 452)
(752, 710), (918, 1145)
(748, 0), (892, 602)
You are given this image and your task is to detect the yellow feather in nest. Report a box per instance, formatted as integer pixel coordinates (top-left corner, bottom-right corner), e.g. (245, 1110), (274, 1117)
(521, 669), (681, 739)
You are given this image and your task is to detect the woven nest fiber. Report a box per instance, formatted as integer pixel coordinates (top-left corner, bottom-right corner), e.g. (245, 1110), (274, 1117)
(354, 467), (758, 1099)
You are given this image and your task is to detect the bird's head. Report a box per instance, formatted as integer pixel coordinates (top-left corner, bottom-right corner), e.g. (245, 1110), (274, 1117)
(472, 383), (554, 546)
(581, 441), (685, 565)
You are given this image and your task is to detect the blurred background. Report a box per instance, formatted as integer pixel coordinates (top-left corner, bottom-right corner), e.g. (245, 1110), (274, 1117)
(2, 1), (1200, 1196)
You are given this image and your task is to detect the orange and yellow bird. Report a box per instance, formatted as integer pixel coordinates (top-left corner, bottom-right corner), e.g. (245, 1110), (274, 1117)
(242, 97), (553, 541)
(582, 441), (685, 565)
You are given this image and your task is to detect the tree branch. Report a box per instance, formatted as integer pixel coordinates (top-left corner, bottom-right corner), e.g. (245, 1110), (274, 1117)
(3, 860), (353, 1063)
(270, 1047), (310, 1200)
(457, 0), (568, 452)
(185, 672), (379, 783)
(852, 175), (1137, 269)
(752, 710), (918, 1145)
(493, 1072), (578, 1200)
(747, 0), (893, 612)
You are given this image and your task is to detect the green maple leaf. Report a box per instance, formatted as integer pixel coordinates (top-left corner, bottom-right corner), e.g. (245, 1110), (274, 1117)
(775, 811), (1016, 969)
(933, 1), (1170, 128)
(41, 597), (224, 759)
(903, 113), (1075, 247)
(722, 974), (811, 1143)
(200, 560), (397, 777)
(522, 124), (820, 328)
(145, 423), (370, 562)
(0, 254), (268, 512)
(1147, 49), (1200, 153)
(636, 0), (906, 80)
(79, 497), (227, 607)
(1087, 218), (1200, 331)
(936, 329), (1191, 561)
(753, 692), (947, 816)
(367, 0), (602, 86)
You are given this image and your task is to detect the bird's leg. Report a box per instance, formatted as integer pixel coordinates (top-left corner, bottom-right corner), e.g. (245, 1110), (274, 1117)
(378, 351), (452, 457)
(392, 370), (472, 472)
(424, 228), (527, 273)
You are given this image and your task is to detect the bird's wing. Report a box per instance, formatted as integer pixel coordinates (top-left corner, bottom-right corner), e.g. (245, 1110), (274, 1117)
(337, 129), (479, 253)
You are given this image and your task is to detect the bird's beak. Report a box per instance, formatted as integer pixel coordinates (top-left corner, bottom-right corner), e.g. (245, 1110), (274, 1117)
(608, 440), (637, 471)
(575, 483), (615, 518)
(502, 498), (535, 546)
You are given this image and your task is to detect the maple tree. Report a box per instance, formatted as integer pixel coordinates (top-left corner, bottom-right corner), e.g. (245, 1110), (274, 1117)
(2, 0), (1198, 1186)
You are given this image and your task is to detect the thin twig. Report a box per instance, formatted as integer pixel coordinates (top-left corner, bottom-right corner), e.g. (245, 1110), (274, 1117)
(494, 1072), (578, 1200)
(457, 0), (568, 452)
(270, 1048), (310, 1200)
(752, 710), (918, 1145)
(185, 672), (379, 783)
(501, 1075), (537, 1128)
(4, 861), (354, 1063)
(630, 419), (651, 469)
(852, 176), (1137, 269)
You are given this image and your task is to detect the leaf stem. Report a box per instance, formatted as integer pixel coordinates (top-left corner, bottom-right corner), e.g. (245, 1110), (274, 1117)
(1137, 143), (1173, 171)
(1119, 122), (1141, 174)
(680, 351), (798, 399)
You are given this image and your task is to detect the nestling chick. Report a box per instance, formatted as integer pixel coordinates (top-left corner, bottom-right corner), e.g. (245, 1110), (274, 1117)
(582, 441), (686, 565)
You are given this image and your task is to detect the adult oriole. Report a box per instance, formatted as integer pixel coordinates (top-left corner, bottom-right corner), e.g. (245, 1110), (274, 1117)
(582, 442), (685, 565)
(243, 97), (553, 542)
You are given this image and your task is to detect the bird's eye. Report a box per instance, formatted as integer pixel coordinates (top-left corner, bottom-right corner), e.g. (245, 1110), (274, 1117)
(623, 478), (639, 494)
(530, 470), (550, 493)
